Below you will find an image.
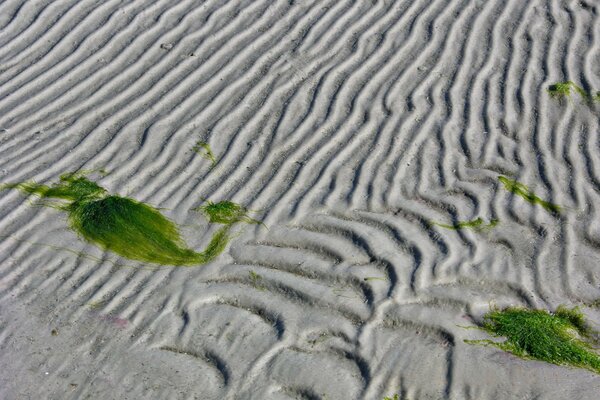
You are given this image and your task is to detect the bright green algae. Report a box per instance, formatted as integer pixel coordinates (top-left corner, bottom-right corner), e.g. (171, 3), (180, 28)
(467, 306), (600, 374)
(431, 217), (499, 231)
(197, 200), (261, 225)
(498, 176), (561, 213)
(547, 81), (600, 104)
(547, 81), (588, 100)
(2, 173), (238, 266)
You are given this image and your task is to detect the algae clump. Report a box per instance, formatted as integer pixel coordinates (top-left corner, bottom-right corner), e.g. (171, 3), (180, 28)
(431, 217), (499, 231)
(547, 81), (588, 100)
(498, 176), (561, 214)
(197, 200), (262, 225)
(466, 306), (600, 375)
(192, 141), (217, 166)
(1, 173), (247, 266)
(547, 81), (600, 104)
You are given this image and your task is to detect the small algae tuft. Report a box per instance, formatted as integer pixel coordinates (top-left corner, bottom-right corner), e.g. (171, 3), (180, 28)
(383, 395), (399, 400)
(249, 270), (266, 290)
(466, 306), (600, 374)
(431, 217), (499, 231)
(588, 299), (600, 308)
(197, 200), (262, 225)
(307, 332), (330, 347)
(2, 173), (234, 266)
(547, 81), (588, 100)
(192, 141), (216, 166)
(498, 176), (561, 214)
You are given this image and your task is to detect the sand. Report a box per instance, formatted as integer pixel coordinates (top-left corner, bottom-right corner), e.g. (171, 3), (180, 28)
(1, 0), (600, 399)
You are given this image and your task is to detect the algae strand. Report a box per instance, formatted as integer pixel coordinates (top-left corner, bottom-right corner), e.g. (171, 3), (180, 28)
(431, 217), (499, 231)
(193, 141), (217, 166)
(498, 176), (561, 214)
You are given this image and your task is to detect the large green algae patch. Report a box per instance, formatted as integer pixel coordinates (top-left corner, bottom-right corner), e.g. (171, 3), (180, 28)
(498, 176), (561, 214)
(1, 173), (245, 266)
(467, 306), (600, 374)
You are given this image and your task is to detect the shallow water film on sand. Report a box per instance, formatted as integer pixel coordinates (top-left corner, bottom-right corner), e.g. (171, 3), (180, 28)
(1, 0), (600, 399)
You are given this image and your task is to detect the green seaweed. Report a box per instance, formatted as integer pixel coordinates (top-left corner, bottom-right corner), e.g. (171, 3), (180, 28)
(383, 395), (399, 400)
(431, 217), (499, 231)
(4, 173), (106, 202)
(307, 332), (330, 347)
(196, 200), (262, 225)
(588, 299), (600, 308)
(363, 276), (388, 282)
(193, 141), (216, 166)
(547, 81), (600, 104)
(2, 173), (236, 266)
(547, 81), (588, 100)
(465, 306), (600, 375)
(498, 176), (561, 213)
(249, 270), (266, 291)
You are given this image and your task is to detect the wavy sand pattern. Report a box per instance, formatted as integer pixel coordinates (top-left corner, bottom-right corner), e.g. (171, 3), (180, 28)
(1, 0), (600, 398)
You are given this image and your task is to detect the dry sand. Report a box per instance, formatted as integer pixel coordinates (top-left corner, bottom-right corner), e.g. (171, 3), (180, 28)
(1, 0), (600, 399)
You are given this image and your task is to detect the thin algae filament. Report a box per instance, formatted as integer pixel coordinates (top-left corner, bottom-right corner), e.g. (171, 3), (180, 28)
(498, 176), (561, 213)
(466, 306), (600, 375)
(192, 141), (217, 166)
(1, 173), (260, 266)
(431, 217), (499, 231)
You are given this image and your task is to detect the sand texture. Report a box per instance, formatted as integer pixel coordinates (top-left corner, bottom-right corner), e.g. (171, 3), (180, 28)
(1, 0), (600, 399)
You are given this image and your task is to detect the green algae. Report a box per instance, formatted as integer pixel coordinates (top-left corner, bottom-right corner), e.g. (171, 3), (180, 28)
(249, 270), (266, 291)
(1, 173), (236, 266)
(498, 176), (561, 214)
(363, 276), (388, 282)
(547, 81), (588, 100)
(547, 81), (600, 104)
(196, 200), (262, 225)
(588, 299), (600, 308)
(431, 217), (499, 231)
(193, 141), (216, 166)
(67, 195), (230, 265)
(4, 173), (106, 202)
(466, 306), (600, 375)
(383, 395), (399, 400)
